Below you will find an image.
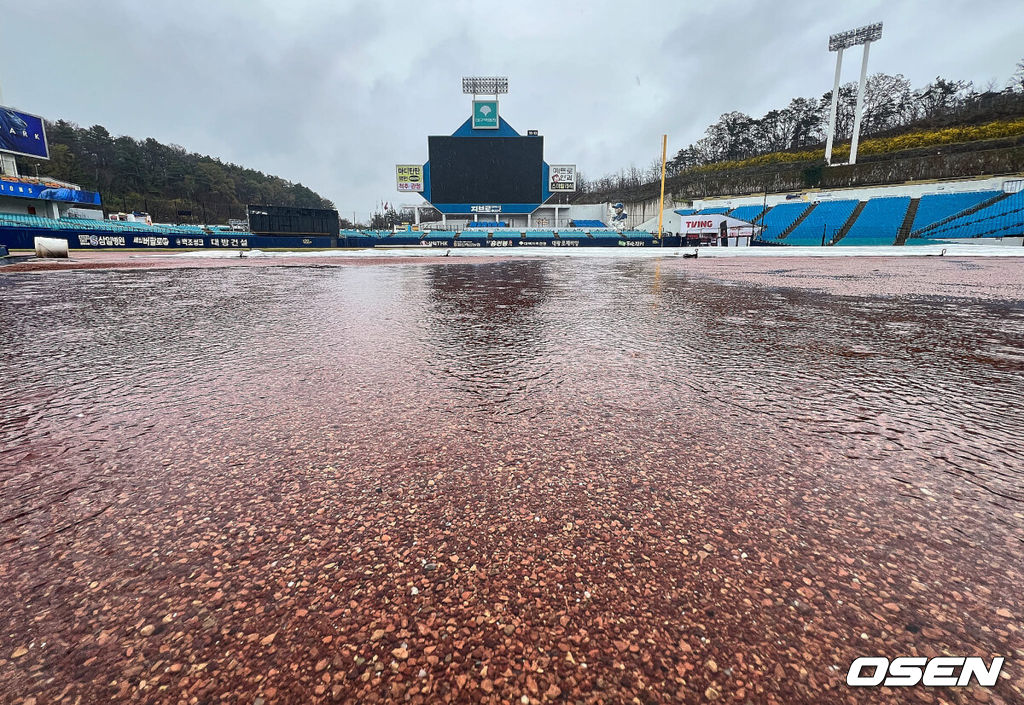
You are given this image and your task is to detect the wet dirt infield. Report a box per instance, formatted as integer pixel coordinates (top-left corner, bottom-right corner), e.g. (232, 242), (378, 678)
(1, 255), (1022, 704)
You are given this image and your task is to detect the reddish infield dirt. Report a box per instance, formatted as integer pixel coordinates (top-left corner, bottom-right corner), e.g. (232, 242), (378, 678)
(668, 255), (1024, 300)
(0, 251), (493, 273)
(5, 250), (1024, 301)
(1, 256), (1022, 705)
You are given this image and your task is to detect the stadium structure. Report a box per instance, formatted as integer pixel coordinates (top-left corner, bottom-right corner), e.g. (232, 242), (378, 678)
(2, 65), (1024, 253)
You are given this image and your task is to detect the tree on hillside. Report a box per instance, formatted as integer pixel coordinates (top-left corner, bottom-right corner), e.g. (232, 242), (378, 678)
(917, 77), (973, 121)
(16, 120), (335, 223)
(1010, 58), (1024, 93)
(667, 145), (703, 176)
(370, 206), (400, 230)
(702, 112), (757, 162)
(752, 109), (791, 154)
(861, 73), (916, 133)
(786, 97), (825, 148)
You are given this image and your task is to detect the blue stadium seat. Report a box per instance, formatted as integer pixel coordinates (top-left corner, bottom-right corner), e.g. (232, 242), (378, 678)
(757, 202), (811, 241)
(784, 200), (859, 246)
(727, 205), (765, 223)
(922, 191), (1024, 239)
(911, 191), (1001, 232)
(836, 197), (911, 246)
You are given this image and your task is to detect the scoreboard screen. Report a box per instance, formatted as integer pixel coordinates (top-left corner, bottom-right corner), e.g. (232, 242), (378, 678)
(246, 205), (339, 236)
(428, 136), (543, 204)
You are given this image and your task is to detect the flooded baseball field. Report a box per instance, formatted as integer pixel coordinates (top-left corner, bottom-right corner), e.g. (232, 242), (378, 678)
(1, 254), (1022, 704)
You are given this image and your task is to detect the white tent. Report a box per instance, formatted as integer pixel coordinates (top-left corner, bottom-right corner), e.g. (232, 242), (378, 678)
(675, 212), (760, 246)
(637, 209), (760, 244)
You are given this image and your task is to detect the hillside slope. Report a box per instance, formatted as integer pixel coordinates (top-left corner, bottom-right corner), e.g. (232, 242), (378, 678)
(15, 120), (334, 223)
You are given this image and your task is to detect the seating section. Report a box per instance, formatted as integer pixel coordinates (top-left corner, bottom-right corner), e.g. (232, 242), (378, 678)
(0, 213), (79, 231)
(3, 188), (1022, 246)
(919, 191), (1024, 239)
(837, 197), (911, 246)
(757, 202), (810, 241)
(696, 207), (729, 214)
(783, 200), (859, 246)
(911, 191), (1000, 231)
(0, 212), (241, 237)
(727, 205), (765, 223)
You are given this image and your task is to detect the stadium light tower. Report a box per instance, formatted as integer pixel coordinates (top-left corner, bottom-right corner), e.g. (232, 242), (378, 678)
(824, 22), (882, 166)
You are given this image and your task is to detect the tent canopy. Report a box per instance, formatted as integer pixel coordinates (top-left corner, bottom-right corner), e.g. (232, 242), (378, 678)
(674, 212), (760, 233)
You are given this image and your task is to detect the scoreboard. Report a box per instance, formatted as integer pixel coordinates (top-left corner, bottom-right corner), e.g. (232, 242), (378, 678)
(246, 205), (339, 236)
(427, 136), (543, 204)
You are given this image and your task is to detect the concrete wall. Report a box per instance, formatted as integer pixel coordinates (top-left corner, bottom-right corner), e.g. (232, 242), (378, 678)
(0, 194), (58, 218)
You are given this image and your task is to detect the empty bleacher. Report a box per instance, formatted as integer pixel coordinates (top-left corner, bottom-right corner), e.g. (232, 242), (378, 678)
(783, 200), (859, 246)
(918, 190), (1024, 239)
(727, 205), (766, 223)
(0, 213), (78, 231)
(696, 207), (730, 215)
(836, 196), (911, 246)
(911, 191), (1001, 231)
(756, 202), (811, 241)
(568, 219), (607, 228)
(0, 212), (249, 239)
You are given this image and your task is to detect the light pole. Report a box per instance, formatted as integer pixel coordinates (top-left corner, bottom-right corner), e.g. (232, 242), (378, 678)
(462, 76), (509, 130)
(824, 22), (883, 166)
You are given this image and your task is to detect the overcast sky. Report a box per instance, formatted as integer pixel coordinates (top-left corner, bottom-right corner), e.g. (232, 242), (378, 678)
(3, 0), (1022, 218)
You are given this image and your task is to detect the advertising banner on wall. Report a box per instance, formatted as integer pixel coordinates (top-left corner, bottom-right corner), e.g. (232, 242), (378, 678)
(471, 100), (499, 129)
(0, 180), (100, 204)
(549, 164), (576, 192)
(395, 164), (424, 192)
(0, 106), (49, 159)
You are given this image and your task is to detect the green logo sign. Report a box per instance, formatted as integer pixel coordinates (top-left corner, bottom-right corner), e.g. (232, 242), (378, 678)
(472, 99), (499, 129)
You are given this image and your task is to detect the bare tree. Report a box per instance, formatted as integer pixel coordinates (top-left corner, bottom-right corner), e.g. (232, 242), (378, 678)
(645, 157), (663, 183)
(917, 77), (973, 121)
(861, 73), (916, 133)
(1010, 58), (1024, 93)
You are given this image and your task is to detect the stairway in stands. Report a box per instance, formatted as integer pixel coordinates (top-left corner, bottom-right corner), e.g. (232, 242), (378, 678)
(831, 201), (867, 245)
(912, 192), (1010, 237)
(894, 198), (920, 245)
(778, 203), (816, 240)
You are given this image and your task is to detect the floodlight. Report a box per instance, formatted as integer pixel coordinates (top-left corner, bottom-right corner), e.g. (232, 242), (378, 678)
(828, 22), (883, 51)
(462, 77), (509, 95)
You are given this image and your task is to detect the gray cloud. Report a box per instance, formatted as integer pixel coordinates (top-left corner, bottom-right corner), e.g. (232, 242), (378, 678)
(4, 0), (1022, 217)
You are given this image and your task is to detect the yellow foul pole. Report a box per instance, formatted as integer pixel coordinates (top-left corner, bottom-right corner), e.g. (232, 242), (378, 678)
(657, 134), (668, 243)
